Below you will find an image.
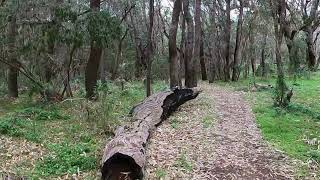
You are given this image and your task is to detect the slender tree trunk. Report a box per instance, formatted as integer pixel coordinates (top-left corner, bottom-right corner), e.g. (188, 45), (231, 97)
(261, 34), (267, 77)
(306, 28), (317, 70)
(270, 0), (288, 107)
(100, 49), (106, 83)
(45, 0), (64, 83)
(183, 0), (196, 87)
(112, 29), (128, 80)
(208, 2), (217, 83)
(224, 0), (231, 81)
(232, 0), (243, 81)
(146, 0), (155, 97)
(169, 0), (182, 88)
(7, 15), (18, 98)
(194, 0), (202, 83)
(179, 12), (186, 87)
(200, 30), (207, 80)
(85, 0), (102, 99)
(250, 33), (256, 78)
(62, 45), (76, 98)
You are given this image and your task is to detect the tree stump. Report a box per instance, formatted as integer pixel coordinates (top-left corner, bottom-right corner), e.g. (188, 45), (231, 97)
(101, 88), (200, 180)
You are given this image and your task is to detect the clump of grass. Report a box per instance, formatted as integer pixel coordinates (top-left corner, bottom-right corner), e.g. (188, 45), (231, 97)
(155, 168), (166, 179)
(170, 118), (179, 129)
(287, 103), (320, 121)
(0, 107), (68, 142)
(202, 115), (214, 128)
(175, 153), (193, 172)
(34, 142), (96, 177)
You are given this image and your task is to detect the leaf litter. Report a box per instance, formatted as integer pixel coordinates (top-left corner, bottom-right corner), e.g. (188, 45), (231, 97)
(144, 82), (299, 180)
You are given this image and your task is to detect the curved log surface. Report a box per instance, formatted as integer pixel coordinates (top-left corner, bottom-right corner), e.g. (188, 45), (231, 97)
(101, 88), (200, 180)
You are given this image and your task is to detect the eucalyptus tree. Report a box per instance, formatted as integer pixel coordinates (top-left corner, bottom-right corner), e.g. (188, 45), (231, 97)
(183, 0), (197, 87)
(169, 0), (182, 88)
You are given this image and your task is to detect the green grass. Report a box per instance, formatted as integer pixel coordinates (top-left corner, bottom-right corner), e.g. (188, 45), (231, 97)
(0, 80), (167, 178)
(202, 115), (214, 128)
(155, 168), (167, 179)
(218, 72), (320, 177)
(175, 153), (193, 172)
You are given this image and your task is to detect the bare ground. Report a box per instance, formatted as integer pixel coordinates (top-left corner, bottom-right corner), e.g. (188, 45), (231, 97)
(145, 83), (297, 180)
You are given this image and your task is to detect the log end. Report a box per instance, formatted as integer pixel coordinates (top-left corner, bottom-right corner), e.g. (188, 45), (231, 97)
(101, 153), (142, 180)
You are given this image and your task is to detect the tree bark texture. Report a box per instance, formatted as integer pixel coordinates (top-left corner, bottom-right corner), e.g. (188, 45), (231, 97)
(232, 0), (243, 81)
(7, 15), (18, 98)
(85, 0), (102, 99)
(169, 0), (182, 88)
(224, 0), (231, 81)
(183, 0), (197, 87)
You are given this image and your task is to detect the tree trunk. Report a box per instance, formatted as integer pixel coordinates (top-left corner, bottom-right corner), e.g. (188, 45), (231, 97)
(270, 0), (288, 107)
(146, 0), (155, 97)
(306, 28), (317, 70)
(231, 0), (243, 81)
(100, 49), (106, 83)
(169, 0), (182, 88)
(250, 33), (256, 78)
(85, 0), (102, 99)
(194, 0), (202, 83)
(261, 34), (267, 77)
(183, 0), (196, 87)
(208, 2), (217, 83)
(7, 15), (18, 98)
(112, 29), (128, 80)
(200, 30), (207, 80)
(224, 0), (231, 81)
(179, 12), (186, 87)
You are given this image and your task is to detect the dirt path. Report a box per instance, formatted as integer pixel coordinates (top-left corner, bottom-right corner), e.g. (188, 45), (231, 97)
(145, 83), (296, 180)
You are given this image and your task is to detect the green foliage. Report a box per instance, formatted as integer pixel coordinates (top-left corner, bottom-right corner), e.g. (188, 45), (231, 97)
(35, 142), (96, 176)
(219, 73), (320, 177)
(175, 153), (193, 172)
(155, 168), (167, 179)
(0, 107), (68, 142)
(170, 118), (179, 129)
(287, 103), (320, 121)
(307, 150), (320, 162)
(88, 11), (121, 47)
(273, 76), (288, 107)
(202, 115), (214, 128)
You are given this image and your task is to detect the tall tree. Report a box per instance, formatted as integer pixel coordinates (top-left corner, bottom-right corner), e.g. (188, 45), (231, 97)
(300, 0), (320, 70)
(269, 0), (288, 107)
(183, 0), (197, 87)
(232, 0), (244, 81)
(194, 0), (204, 82)
(85, 0), (102, 99)
(224, 0), (231, 81)
(7, 14), (18, 98)
(169, 0), (182, 88)
(146, 0), (155, 96)
(207, 1), (217, 83)
(200, 30), (207, 80)
(261, 33), (267, 77)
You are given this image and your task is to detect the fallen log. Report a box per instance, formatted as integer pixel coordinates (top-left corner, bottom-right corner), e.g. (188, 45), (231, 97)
(101, 88), (200, 180)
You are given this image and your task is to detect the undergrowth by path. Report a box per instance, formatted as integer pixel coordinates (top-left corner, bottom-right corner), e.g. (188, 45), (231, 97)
(0, 80), (167, 179)
(218, 72), (320, 178)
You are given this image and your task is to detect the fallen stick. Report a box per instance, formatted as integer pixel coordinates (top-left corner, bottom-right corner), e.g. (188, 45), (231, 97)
(101, 88), (200, 180)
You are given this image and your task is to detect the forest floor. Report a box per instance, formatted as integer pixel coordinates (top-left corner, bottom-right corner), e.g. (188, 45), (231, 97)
(0, 74), (319, 179)
(145, 82), (313, 180)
